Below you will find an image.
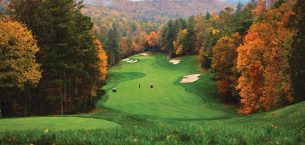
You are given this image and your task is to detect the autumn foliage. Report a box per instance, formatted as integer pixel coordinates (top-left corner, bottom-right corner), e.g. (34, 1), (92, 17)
(145, 32), (158, 46)
(0, 19), (41, 89)
(212, 33), (241, 101)
(237, 2), (295, 114)
(1, 0), (304, 118)
(3, 0), (107, 116)
(173, 29), (189, 55)
(94, 39), (108, 80)
(145, 31), (160, 51)
(0, 19), (41, 117)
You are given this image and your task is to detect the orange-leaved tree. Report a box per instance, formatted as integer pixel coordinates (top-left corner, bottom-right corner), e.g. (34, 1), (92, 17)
(145, 31), (160, 50)
(237, 2), (295, 114)
(94, 39), (108, 80)
(119, 37), (132, 57)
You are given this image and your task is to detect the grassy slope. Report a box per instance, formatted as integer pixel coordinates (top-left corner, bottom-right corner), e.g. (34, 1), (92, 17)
(0, 54), (304, 145)
(1, 101), (303, 144)
(0, 117), (119, 130)
(99, 54), (237, 119)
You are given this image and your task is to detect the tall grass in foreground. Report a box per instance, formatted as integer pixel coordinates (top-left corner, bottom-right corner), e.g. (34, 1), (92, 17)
(1, 101), (304, 145)
(0, 123), (304, 145)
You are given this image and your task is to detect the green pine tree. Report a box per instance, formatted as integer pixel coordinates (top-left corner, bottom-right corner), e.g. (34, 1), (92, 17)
(290, 0), (305, 102)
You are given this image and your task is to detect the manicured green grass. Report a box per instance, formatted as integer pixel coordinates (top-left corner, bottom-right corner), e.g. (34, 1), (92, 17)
(0, 117), (119, 130)
(0, 54), (304, 145)
(99, 54), (237, 119)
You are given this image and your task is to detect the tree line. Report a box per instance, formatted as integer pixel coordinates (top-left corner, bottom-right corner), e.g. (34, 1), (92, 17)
(82, 6), (163, 66)
(0, 0), (107, 117)
(0, 0), (304, 116)
(210, 0), (305, 114)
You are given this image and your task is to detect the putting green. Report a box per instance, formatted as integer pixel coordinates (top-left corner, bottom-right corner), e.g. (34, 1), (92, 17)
(0, 117), (119, 130)
(99, 54), (237, 119)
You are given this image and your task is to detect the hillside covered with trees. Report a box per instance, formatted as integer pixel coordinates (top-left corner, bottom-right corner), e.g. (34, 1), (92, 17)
(0, 0), (304, 144)
(83, 0), (231, 19)
(0, 0), (304, 116)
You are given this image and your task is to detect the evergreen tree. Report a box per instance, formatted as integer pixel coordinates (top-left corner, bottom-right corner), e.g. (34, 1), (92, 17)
(186, 16), (196, 54)
(105, 24), (120, 66)
(163, 20), (178, 57)
(205, 11), (211, 20)
(236, 2), (243, 14)
(8, 0), (103, 115)
(290, 0), (305, 102)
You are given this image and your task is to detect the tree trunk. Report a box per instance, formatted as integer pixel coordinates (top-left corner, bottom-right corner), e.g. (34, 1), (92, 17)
(84, 95), (87, 112)
(64, 80), (67, 114)
(0, 101), (2, 118)
(90, 95), (93, 105)
(60, 85), (64, 115)
(24, 96), (27, 117)
(168, 48), (172, 58)
(68, 79), (72, 114)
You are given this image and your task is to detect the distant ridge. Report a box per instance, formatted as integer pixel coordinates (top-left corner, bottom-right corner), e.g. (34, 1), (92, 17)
(83, 0), (233, 18)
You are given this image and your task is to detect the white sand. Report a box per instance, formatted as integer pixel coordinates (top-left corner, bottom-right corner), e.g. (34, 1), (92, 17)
(122, 58), (130, 62)
(169, 59), (180, 65)
(126, 59), (138, 63)
(180, 74), (201, 83)
(130, 60), (138, 63)
(138, 53), (149, 56)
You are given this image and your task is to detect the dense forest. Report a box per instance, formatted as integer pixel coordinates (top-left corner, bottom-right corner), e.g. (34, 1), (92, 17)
(0, 0), (304, 118)
(0, 0), (108, 117)
(83, 0), (230, 19)
(0, 0), (305, 144)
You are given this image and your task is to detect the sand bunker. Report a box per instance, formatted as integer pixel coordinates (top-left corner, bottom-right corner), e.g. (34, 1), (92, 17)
(180, 74), (201, 83)
(138, 53), (149, 56)
(169, 59), (180, 65)
(127, 60), (138, 63)
(122, 58), (130, 61)
(122, 58), (138, 63)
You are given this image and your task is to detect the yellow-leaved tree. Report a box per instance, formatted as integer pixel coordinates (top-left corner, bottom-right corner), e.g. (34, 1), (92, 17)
(0, 19), (41, 89)
(212, 33), (241, 101)
(0, 19), (41, 117)
(173, 29), (188, 55)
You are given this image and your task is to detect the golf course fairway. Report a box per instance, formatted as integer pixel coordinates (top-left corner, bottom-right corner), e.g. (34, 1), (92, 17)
(0, 117), (119, 130)
(0, 54), (304, 145)
(99, 54), (237, 119)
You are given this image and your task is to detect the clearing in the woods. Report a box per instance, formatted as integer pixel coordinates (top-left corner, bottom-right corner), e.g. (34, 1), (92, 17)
(0, 54), (304, 144)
